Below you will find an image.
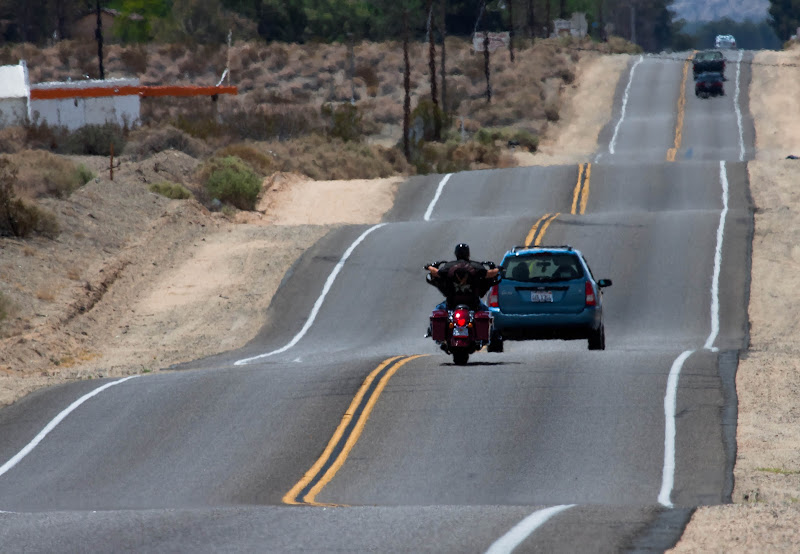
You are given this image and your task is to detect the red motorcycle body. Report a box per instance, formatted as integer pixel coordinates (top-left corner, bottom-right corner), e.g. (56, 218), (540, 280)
(430, 306), (493, 365)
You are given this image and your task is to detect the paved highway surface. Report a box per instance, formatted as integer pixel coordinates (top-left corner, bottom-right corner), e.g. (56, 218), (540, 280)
(0, 50), (753, 552)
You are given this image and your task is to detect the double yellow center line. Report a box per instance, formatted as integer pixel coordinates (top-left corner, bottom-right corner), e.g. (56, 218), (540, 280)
(524, 162), (592, 246)
(284, 355), (423, 506)
(667, 52), (694, 162)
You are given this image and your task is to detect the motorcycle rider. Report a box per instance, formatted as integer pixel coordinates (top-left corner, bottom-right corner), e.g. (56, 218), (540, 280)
(426, 243), (499, 312)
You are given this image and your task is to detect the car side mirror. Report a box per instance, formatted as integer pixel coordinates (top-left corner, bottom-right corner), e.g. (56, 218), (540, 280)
(597, 279), (612, 288)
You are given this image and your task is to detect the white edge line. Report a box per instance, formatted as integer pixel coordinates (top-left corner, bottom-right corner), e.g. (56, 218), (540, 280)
(485, 504), (575, 554)
(659, 350), (694, 508)
(0, 376), (139, 479)
(734, 50), (745, 162)
(704, 161), (728, 352)
(608, 54), (643, 155)
(423, 173), (452, 221)
(234, 223), (386, 366)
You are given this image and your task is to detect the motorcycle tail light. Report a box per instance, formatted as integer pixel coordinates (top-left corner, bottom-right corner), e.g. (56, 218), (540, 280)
(454, 309), (470, 327)
(488, 284), (499, 308)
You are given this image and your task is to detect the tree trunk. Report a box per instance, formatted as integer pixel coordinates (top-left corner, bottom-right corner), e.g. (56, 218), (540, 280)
(95, 0), (105, 79)
(427, 0), (441, 140)
(440, 0), (447, 115)
(483, 31), (491, 104)
(526, 0), (536, 38)
(403, 8), (411, 160)
(507, 0), (515, 63)
(545, 0), (551, 38)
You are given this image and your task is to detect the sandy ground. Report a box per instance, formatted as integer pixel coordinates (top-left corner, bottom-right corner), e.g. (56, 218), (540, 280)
(668, 46), (800, 552)
(1, 47), (798, 549)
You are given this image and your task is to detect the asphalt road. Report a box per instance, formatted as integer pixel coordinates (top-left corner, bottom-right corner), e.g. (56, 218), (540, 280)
(0, 50), (754, 552)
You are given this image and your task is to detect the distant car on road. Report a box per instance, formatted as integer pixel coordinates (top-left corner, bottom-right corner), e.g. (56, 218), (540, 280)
(695, 71), (725, 98)
(693, 50), (725, 79)
(715, 34), (736, 49)
(487, 245), (612, 351)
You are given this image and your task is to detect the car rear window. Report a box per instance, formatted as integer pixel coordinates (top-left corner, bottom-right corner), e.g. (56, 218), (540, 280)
(504, 253), (584, 282)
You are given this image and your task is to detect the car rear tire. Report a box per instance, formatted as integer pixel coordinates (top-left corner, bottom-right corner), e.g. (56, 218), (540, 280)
(588, 324), (605, 351)
(487, 330), (504, 353)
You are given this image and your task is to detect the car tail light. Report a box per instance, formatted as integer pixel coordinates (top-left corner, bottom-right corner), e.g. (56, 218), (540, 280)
(454, 308), (470, 327)
(585, 281), (596, 306)
(488, 284), (499, 308)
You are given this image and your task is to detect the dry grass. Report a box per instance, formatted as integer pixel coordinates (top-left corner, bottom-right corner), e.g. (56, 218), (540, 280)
(35, 287), (56, 302)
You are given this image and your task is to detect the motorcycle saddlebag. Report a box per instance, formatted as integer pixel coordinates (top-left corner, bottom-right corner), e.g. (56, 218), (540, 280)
(430, 309), (449, 342)
(473, 311), (493, 341)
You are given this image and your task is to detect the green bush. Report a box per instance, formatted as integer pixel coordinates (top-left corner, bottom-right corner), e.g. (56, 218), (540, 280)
(321, 103), (362, 142)
(150, 181), (192, 200)
(59, 123), (127, 156)
(474, 127), (539, 152)
(411, 98), (447, 142)
(203, 156), (261, 210)
(75, 164), (95, 186)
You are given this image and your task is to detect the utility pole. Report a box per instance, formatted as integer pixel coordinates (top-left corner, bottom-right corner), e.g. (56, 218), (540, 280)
(95, 0), (105, 79)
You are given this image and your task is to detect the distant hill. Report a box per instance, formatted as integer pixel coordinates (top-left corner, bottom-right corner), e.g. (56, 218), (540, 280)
(671, 0), (770, 22)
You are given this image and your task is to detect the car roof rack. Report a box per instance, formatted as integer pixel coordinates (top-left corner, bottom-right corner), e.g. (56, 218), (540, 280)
(511, 245), (573, 253)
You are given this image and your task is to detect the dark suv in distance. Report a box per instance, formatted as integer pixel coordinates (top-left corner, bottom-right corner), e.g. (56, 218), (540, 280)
(695, 71), (724, 98)
(487, 245), (612, 351)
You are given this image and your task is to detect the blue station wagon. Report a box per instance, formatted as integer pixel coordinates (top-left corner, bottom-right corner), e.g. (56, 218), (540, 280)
(487, 245), (612, 351)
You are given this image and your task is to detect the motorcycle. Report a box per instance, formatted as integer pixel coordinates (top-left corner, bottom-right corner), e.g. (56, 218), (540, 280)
(425, 260), (499, 365)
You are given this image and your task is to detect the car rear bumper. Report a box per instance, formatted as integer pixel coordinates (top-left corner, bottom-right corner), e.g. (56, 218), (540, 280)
(490, 308), (602, 340)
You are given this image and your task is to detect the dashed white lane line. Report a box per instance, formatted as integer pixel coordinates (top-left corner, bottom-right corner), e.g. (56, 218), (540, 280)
(0, 376), (139, 480)
(704, 161), (729, 352)
(234, 223), (386, 366)
(423, 173), (452, 221)
(485, 505), (575, 554)
(658, 349), (693, 508)
(608, 55), (643, 155)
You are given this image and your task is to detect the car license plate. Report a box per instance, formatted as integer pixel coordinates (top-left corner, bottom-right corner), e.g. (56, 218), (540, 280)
(531, 291), (553, 303)
(452, 326), (469, 337)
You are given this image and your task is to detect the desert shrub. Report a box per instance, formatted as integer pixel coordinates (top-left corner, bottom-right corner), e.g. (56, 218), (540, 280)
(220, 107), (318, 141)
(0, 157), (60, 238)
(13, 151), (92, 198)
(58, 123), (127, 156)
(474, 127), (538, 152)
(75, 164), (96, 185)
(120, 45), (149, 74)
(0, 291), (14, 327)
(150, 181), (193, 199)
(214, 143), (273, 175)
(263, 135), (412, 180)
(202, 156), (261, 210)
(411, 99), (447, 142)
(0, 127), (25, 154)
(321, 103), (362, 142)
(124, 125), (208, 160)
(544, 101), (560, 122)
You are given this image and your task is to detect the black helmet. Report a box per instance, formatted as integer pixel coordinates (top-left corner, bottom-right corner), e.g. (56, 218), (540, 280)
(454, 243), (470, 260)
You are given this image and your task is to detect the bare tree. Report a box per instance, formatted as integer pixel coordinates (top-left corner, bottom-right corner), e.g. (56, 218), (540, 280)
(439, 0), (447, 115)
(95, 0), (105, 79)
(426, 0), (441, 140)
(507, 0), (515, 63)
(526, 0), (536, 38)
(403, 6), (411, 159)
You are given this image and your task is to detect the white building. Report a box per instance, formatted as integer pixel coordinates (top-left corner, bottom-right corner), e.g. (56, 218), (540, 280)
(0, 61), (30, 127)
(29, 78), (140, 130)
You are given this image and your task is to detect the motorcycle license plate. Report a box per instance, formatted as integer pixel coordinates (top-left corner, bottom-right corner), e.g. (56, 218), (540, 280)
(452, 326), (469, 337)
(531, 290), (553, 302)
